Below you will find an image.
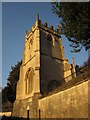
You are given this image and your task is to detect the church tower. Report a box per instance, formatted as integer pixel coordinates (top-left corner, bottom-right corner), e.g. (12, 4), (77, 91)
(13, 15), (76, 118)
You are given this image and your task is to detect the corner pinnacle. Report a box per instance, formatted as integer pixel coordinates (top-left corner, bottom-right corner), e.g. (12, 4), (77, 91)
(36, 13), (39, 21)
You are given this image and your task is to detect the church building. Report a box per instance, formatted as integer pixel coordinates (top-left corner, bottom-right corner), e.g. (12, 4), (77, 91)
(13, 15), (76, 118)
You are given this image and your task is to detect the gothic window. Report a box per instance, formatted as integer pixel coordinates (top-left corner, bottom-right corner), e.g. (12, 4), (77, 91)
(47, 34), (52, 42)
(30, 39), (33, 45)
(25, 68), (34, 94)
(47, 34), (55, 46)
(29, 39), (33, 49)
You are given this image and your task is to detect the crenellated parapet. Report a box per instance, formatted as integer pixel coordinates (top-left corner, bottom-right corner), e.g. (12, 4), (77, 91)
(25, 15), (60, 42)
(37, 21), (60, 36)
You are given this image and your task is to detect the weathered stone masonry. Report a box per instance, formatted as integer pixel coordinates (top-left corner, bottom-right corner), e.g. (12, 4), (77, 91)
(13, 15), (78, 118)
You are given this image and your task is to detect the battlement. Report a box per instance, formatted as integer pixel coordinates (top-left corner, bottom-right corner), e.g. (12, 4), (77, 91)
(37, 20), (60, 35)
(25, 15), (61, 40)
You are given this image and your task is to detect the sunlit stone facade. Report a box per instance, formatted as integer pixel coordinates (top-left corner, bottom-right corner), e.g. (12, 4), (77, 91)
(13, 15), (76, 118)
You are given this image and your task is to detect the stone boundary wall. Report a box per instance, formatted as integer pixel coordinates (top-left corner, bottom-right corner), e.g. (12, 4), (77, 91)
(39, 80), (88, 118)
(0, 112), (11, 117)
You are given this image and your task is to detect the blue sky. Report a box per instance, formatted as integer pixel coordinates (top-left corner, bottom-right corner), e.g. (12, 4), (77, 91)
(2, 2), (88, 87)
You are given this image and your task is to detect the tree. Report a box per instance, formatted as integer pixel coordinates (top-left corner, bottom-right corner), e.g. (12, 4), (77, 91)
(52, 2), (90, 52)
(7, 61), (22, 103)
(1, 86), (14, 112)
(75, 58), (90, 77)
(2, 86), (8, 104)
(80, 57), (90, 71)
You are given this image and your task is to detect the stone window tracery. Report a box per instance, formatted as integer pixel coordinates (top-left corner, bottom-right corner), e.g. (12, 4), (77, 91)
(47, 34), (52, 42)
(25, 67), (34, 94)
(29, 39), (33, 49)
(47, 34), (55, 46)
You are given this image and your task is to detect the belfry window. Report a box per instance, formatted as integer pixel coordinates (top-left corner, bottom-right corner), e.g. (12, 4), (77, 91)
(47, 34), (55, 46)
(25, 68), (34, 94)
(47, 34), (52, 42)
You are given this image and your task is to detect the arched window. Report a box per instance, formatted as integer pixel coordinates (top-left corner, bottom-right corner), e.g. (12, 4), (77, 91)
(25, 67), (34, 94)
(29, 39), (33, 49)
(47, 34), (55, 46)
(47, 34), (52, 42)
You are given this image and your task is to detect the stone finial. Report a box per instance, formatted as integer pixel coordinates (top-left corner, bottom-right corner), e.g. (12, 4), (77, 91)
(44, 23), (48, 27)
(72, 58), (75, 65)
(27, 106), (29, 110)
(50, 25), (53, 30)
(35, 14), (41, 27)
(26, 31), (27, 34)
(56, 24), (60, 33)
(36, 13), (39, 21)
(57, 24), (60, 29)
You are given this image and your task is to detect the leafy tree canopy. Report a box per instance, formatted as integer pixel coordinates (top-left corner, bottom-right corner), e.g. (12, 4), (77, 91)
(7, 61), (22, 89)
(7, 61), (22, 103)
(52, 2), (90, 52)
(2, 86), (8, 104)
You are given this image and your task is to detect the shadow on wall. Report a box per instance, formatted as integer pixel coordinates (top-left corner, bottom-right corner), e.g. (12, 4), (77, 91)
(1, 116), (29, 120)
(1, 116), (88, 120)
(40, 31), (65, 96)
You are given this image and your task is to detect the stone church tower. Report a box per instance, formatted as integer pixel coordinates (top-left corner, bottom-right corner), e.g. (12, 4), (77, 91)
(13, 15), (76, 118)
